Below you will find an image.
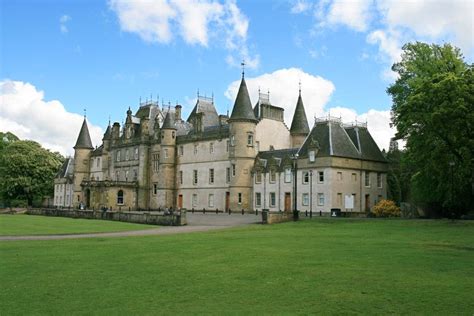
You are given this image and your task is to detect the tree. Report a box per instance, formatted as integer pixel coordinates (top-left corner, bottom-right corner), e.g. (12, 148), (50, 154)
(388, 42), (474, 216)
(0, 138), (64, 207)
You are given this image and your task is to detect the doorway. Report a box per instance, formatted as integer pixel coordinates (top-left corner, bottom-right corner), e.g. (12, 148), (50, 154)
(178, 194), (183, 209)
(284, 193), (291, 212)
(365, 194), (370, 212)
(225, 192), (230, 211)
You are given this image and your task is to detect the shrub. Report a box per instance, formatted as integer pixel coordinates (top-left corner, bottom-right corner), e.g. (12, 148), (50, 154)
(372, 199), (401, 218)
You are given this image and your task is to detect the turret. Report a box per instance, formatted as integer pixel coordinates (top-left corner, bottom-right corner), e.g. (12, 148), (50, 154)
(73, 117), (94, 208)
(157, 112), (177, 208)
(228, 71), (258, 211)
(102, 122), (112, 151)
(290, 86), (310, 148)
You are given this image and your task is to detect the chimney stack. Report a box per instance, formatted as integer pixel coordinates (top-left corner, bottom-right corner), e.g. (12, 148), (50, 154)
(175, 104), (182, 121)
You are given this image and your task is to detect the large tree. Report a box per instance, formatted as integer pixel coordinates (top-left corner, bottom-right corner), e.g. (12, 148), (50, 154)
(0, 137), (64, 206)
(388, 42), (474, 215)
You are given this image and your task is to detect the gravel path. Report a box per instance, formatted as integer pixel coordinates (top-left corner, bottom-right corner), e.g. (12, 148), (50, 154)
(0, 213), (261, 241)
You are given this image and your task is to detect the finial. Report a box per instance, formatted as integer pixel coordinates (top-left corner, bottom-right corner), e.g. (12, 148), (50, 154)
(298, 80), (302, 95)
(241, 60), (245, 78)
(83, 108), (86, 118)
(108, 116), (111, 126)
(197, 88), (200, 98)
(258, 86), (261, 94)
(139, 96), (142, 104)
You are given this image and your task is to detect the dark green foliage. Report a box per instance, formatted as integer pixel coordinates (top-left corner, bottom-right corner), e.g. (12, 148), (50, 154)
(0, 135), (64, 206)
(388, 42), (474, 215)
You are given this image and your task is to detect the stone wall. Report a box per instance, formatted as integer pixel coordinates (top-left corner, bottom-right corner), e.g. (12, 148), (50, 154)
(26, 208), (186, 226)
(261, 210), (294, 224)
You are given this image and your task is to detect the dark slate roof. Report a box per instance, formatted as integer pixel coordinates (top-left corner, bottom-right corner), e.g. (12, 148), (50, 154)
(91, 144), (104, 156)
(257, 148), (299, 160)
(177, 124), (229, 144)
(74, 118), (94, 149)
(290, 94), (309, 135)
(187, 98), (219, 128)
(298, 120), (387, 163)
(345, 126), (386, 162)
(103, 125), (111, 140)
(229, 78), (257, 122)
(162, 112), (176, 130)
(56, 158), (74, 178)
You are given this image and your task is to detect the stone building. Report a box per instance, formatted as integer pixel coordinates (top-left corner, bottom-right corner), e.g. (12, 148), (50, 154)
(54, 73), (388, 214)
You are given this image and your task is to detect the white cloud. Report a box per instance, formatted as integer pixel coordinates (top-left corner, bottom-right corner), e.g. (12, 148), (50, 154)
(224, 68), (394, 151)
(291, 0), (312, 14)
(109, 0), (259, 68)
(0, 80), (103, 156)
(60, 14), (71, 34)
(316, 0), (373, 32)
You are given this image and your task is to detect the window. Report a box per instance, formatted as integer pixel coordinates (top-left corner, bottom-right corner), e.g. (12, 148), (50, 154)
(133, 169), (138, 181)
(365, 172), (370, 187)
(125, 170), (129, 181)
(270, 192), (276, 207)
(318, 171), (324, 183)
(255, 171), (262, 183)
(193, 170), (198, 185)
(226, 140), (230, 152)
(134, 148), (139, 160)
(352, 193), (357, 208)
(179, 171), (183, 185)
(97, 158), (100, 167)
(256, 141), (260, 152)
(116, 151), (121, 162)
(247, 133), (254, 146)
(210, 142), (214, 153)
(230, 135), (235, 146)
(152, 153), (159, 172)
(284, 168), (292, 183)
(352, 173), (357, 181)
(208, 194), (214, 207)
(125, 149), (129, 161)
(302, 171), (309, 184)
(255, 193), (261, 207)
(377, 173), (382, 188)
(337, 193), (342, 206)
(302, 193), (309, 206)
(164, 149), (168, 159)
(337, 172), (342, 181)
(309, 151), (315, 162)
(318, 193), (324, 206)
(172, 131), (175, 139)
(238, 193), (242, 204)
(194, 144), (198, 155)
(116, 171), (120, 181)
(153, 184), (158, 195)
(226, 167), (231, 183)
(209, 169), (214, 184)
(179, 146), (184, 156)
(117, 190), (124, 204)
(270, 170), (276, 183)
(232, 164), (236, 177)
(192, 194), (197, 207)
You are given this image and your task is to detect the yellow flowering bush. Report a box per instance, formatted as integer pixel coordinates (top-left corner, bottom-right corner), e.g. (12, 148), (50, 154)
(372, 199), (401, 218)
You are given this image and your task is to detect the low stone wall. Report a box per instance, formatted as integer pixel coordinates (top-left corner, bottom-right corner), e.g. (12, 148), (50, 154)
(26, 208), (187, 226)
(262, 210), (294, 224)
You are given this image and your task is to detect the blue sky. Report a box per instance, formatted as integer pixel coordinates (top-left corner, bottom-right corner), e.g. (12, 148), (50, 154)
(1, 0), (472, 155)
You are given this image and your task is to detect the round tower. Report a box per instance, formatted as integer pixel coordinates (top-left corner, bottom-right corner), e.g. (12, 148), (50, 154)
(73, 117), (94, 208)
(158, 111), (177, 208)
(290, 86), (310, 148)
(228, 73), (258, 211)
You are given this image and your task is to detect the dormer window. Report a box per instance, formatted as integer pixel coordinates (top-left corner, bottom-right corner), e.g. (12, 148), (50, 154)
(309, 150), (315, 162)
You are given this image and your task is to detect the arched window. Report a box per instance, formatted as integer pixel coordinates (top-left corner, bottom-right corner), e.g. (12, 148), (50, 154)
(117, 190), (124, 204)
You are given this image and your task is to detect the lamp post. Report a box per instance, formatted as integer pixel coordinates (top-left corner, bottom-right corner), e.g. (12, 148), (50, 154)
(292, 153), (299, 220)
(449, 161), (455, 218)
(309, 170), (313, 215)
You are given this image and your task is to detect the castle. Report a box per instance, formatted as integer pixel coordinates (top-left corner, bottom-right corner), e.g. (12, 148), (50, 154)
(54, 73), (388, 214)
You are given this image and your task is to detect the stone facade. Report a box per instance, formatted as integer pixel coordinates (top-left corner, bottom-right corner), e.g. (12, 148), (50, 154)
(54, 74), (388, 214)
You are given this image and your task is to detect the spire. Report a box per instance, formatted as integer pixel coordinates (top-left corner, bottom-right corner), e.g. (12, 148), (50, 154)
(74, 117), (94, 149)
(290, 89), (310, 135)
(162, 112), (176, 130)
(103, 121), (112, 140)
(229, 77), (257, 123)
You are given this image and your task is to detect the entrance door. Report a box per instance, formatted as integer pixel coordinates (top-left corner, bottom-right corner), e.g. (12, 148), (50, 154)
(365, 194), (370, 212)
(85, 189), (91, 208)
(284, 193), (291, 212)
(178, 194), (183, 209)
(225, 192), (230, 211)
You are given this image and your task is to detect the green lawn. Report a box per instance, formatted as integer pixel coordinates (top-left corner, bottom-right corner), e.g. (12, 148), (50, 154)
(0, 214), (156, 236)
(1, 219), (473, 315)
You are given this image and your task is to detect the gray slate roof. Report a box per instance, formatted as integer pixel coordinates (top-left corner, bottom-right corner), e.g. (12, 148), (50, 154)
(177, 124), (229, 144)
(187, 98), (219, 128)
(56, 157), (74, 178)
(162, 112), (176, 130)
(298, 120), (386, 163)
(290, 94), (310, 135)
(74, 118), (93, 149)
(229, 78), (257, 122)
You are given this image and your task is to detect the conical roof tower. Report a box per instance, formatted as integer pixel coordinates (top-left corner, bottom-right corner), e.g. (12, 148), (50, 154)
(229, 75), (257, 123)
(290, 88), (310, 135)
(162, 111), (176, 130)
(74, 117), (94, 149)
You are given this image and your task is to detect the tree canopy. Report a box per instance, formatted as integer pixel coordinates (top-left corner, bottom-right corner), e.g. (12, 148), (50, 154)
(0, 134), (64, 207)
(388, 42), (474, 215)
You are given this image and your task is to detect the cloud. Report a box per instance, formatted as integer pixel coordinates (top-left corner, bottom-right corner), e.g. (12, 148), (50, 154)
(225, 68), (395, 150)
(109, 0), (259, 68)
(0, 80), (103, 156)
(60, 14), (71, 34)
(300, 0), (474, 80)
(291, 0), (312, 14)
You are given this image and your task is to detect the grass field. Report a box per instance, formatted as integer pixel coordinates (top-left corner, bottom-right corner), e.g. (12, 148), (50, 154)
(1, 218), (473, 314)
(0, 214), (155, 236)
